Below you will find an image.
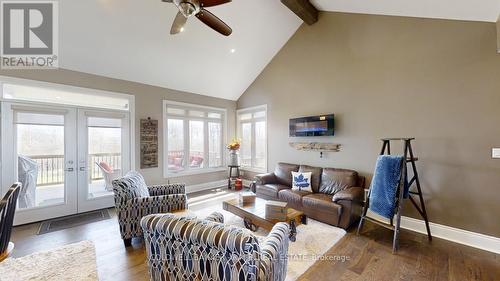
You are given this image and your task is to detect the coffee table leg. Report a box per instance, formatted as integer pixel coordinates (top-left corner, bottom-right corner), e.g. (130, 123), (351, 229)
(244, 218), (258, 232)
(301, 215), (308, 225)
(289, 220), (297, 242)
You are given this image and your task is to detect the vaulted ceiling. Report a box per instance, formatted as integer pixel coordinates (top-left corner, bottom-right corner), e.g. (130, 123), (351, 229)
(60, 0), (302, 101)
(59, 1), (500, 101)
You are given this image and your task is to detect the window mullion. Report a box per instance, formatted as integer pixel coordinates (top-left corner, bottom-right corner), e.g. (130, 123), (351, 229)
(204, 120), (209, 168)
(251, 120), (256, 169)
(184, 118), (189, 171)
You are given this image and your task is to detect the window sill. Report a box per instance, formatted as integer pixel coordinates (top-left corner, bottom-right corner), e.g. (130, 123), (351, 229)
(241, 167), (267, 174)
(165, 167), (227, 179)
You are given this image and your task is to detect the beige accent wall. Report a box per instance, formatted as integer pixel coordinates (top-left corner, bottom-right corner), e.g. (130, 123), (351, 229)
(0, 69), (236, 186)
(238, 12), (500, 237)
(497, 15), (500, 53)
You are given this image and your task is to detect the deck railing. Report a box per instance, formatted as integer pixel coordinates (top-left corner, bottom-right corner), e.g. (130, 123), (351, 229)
(28, 151), (222, 186)
(27, 153), (121, 186)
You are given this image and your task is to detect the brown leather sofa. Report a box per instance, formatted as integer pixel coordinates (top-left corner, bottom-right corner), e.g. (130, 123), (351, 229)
(254, 163), (365, 229)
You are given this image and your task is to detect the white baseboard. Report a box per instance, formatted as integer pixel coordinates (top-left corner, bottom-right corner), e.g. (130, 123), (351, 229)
(186, 180), (227, 194)
(400, 216), (500, 254)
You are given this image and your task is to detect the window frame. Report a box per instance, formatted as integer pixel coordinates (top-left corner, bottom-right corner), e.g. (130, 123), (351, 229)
(163, 100), (227, 178)
(237, 105), (267, 173)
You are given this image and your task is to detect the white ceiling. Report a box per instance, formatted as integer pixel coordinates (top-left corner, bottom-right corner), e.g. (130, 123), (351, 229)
(60, 0), (302, 101)
(311, 0), (500, 23)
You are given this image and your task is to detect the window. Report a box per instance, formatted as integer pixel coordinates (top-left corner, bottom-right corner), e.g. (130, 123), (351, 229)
(163, 101), (226, 177)
(237, 105), (267, 172)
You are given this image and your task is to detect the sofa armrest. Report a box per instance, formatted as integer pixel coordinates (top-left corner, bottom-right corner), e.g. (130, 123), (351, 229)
(255, 173), (277, 185)
(259, 222), (289, 281)
(332, 186), (364, 203)
(148, 183), (186, 196)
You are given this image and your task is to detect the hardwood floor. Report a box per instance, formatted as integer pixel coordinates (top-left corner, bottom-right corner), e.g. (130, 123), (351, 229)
(9, 188), (500, 281)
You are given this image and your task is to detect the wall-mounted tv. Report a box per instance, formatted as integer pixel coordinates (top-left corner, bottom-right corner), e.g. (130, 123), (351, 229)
(289, 114), (334, 137)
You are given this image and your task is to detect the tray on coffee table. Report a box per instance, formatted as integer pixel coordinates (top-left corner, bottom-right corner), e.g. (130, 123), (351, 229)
(222, 197), (307, 241)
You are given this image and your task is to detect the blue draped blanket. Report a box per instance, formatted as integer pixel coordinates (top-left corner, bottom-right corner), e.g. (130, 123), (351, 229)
(368, 155), (404, 219)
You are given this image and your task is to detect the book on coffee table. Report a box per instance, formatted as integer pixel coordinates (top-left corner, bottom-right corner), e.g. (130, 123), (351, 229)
(239, 192), (256, 204)
(265, 200), (288, 220)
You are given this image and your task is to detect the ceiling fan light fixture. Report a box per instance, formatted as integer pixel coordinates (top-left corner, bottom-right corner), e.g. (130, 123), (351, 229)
(179, 2), (196, 17)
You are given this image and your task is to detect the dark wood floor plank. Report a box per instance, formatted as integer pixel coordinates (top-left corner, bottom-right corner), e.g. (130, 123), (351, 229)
(8, 188), (500, 281)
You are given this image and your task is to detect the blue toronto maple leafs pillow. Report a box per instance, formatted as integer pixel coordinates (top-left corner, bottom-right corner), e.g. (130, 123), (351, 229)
(292, 171), (312, 192)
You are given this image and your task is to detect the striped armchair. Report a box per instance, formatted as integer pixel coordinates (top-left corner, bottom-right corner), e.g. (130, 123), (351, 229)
(112, 171), (187, 246)
(141, 213), (289, 281)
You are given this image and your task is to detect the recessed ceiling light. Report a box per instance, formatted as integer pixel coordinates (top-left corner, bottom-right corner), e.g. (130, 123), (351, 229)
(230, 49), (236, 53)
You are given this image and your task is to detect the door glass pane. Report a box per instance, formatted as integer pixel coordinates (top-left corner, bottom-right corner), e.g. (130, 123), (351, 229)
(255, 121), (266, 169)
(16, 112), (65, 209)
(241, 123), (252, 167)
(88, 117), (122, 198)
(167, 119), (184, 172)
(189, 121), (204, 169)
(208, 122), (221, 168)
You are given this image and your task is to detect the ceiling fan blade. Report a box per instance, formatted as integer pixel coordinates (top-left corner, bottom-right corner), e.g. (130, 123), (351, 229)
(170, 11), (187, 35)
(199, 0), (231, 8)
(195, 9), (232, 36)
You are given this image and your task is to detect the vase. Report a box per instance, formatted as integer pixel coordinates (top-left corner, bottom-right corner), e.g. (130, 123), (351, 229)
(228, 150), (240, 166)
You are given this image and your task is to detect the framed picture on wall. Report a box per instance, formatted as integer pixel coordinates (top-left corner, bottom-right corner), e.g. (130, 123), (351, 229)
(140, 118), (158, 169)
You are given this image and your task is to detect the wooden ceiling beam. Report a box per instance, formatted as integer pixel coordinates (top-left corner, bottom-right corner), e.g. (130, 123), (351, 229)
(281, 0), (318, 25)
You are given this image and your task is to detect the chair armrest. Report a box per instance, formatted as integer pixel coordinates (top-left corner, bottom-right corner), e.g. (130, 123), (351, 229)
(148, 183), (186, 196)
(259, 222), (289, 281)
(204, 212), (224, 224)
(332, 186), (364, 203)
(255, 173), (277, 185)
(127, 194), (187, 214)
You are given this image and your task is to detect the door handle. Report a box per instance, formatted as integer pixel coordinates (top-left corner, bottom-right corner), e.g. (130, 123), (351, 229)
(65, 168), (74, 172)
(79, 167), (87, 171)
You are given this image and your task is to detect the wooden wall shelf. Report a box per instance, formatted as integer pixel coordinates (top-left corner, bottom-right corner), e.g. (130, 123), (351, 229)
(289, 142), (341, 152)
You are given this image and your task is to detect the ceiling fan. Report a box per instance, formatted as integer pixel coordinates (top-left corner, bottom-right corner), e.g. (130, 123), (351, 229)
(162, 0), (232, 36)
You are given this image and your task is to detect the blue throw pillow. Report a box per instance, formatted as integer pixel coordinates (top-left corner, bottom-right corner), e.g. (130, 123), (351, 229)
(292, 172), (312, 192)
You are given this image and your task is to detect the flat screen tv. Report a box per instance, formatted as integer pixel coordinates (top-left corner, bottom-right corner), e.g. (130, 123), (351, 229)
(289, 114), (334, 137)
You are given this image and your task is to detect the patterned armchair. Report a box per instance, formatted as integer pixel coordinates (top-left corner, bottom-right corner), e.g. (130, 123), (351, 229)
(141, 212), (289, 281)
(112, 171), (187, 246)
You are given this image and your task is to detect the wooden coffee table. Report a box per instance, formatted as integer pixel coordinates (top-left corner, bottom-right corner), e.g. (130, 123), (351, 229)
(223, 197), (307, 241)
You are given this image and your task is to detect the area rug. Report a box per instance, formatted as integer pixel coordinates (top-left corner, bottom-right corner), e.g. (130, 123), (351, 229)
(193, 208), (346, 281)
(0, 241), (98, 281)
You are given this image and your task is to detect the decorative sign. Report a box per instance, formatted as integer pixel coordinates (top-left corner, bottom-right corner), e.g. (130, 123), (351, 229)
(140, 118), (158, 169)
(289, 142), (341, 152)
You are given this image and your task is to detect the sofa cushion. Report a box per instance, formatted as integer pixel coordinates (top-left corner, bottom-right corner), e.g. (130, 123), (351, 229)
(299, 165), (322, 193)
(278, 189), (311, 209)
(274, 163), (300, 186)
(256, 184), (290, 200)
(302, 193), (342, 225)
(319, 168), (359, 195)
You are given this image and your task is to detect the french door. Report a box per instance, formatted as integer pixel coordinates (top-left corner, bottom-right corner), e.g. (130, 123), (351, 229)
(77, 109), (130, 213)
(1, 102), (130, 225)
